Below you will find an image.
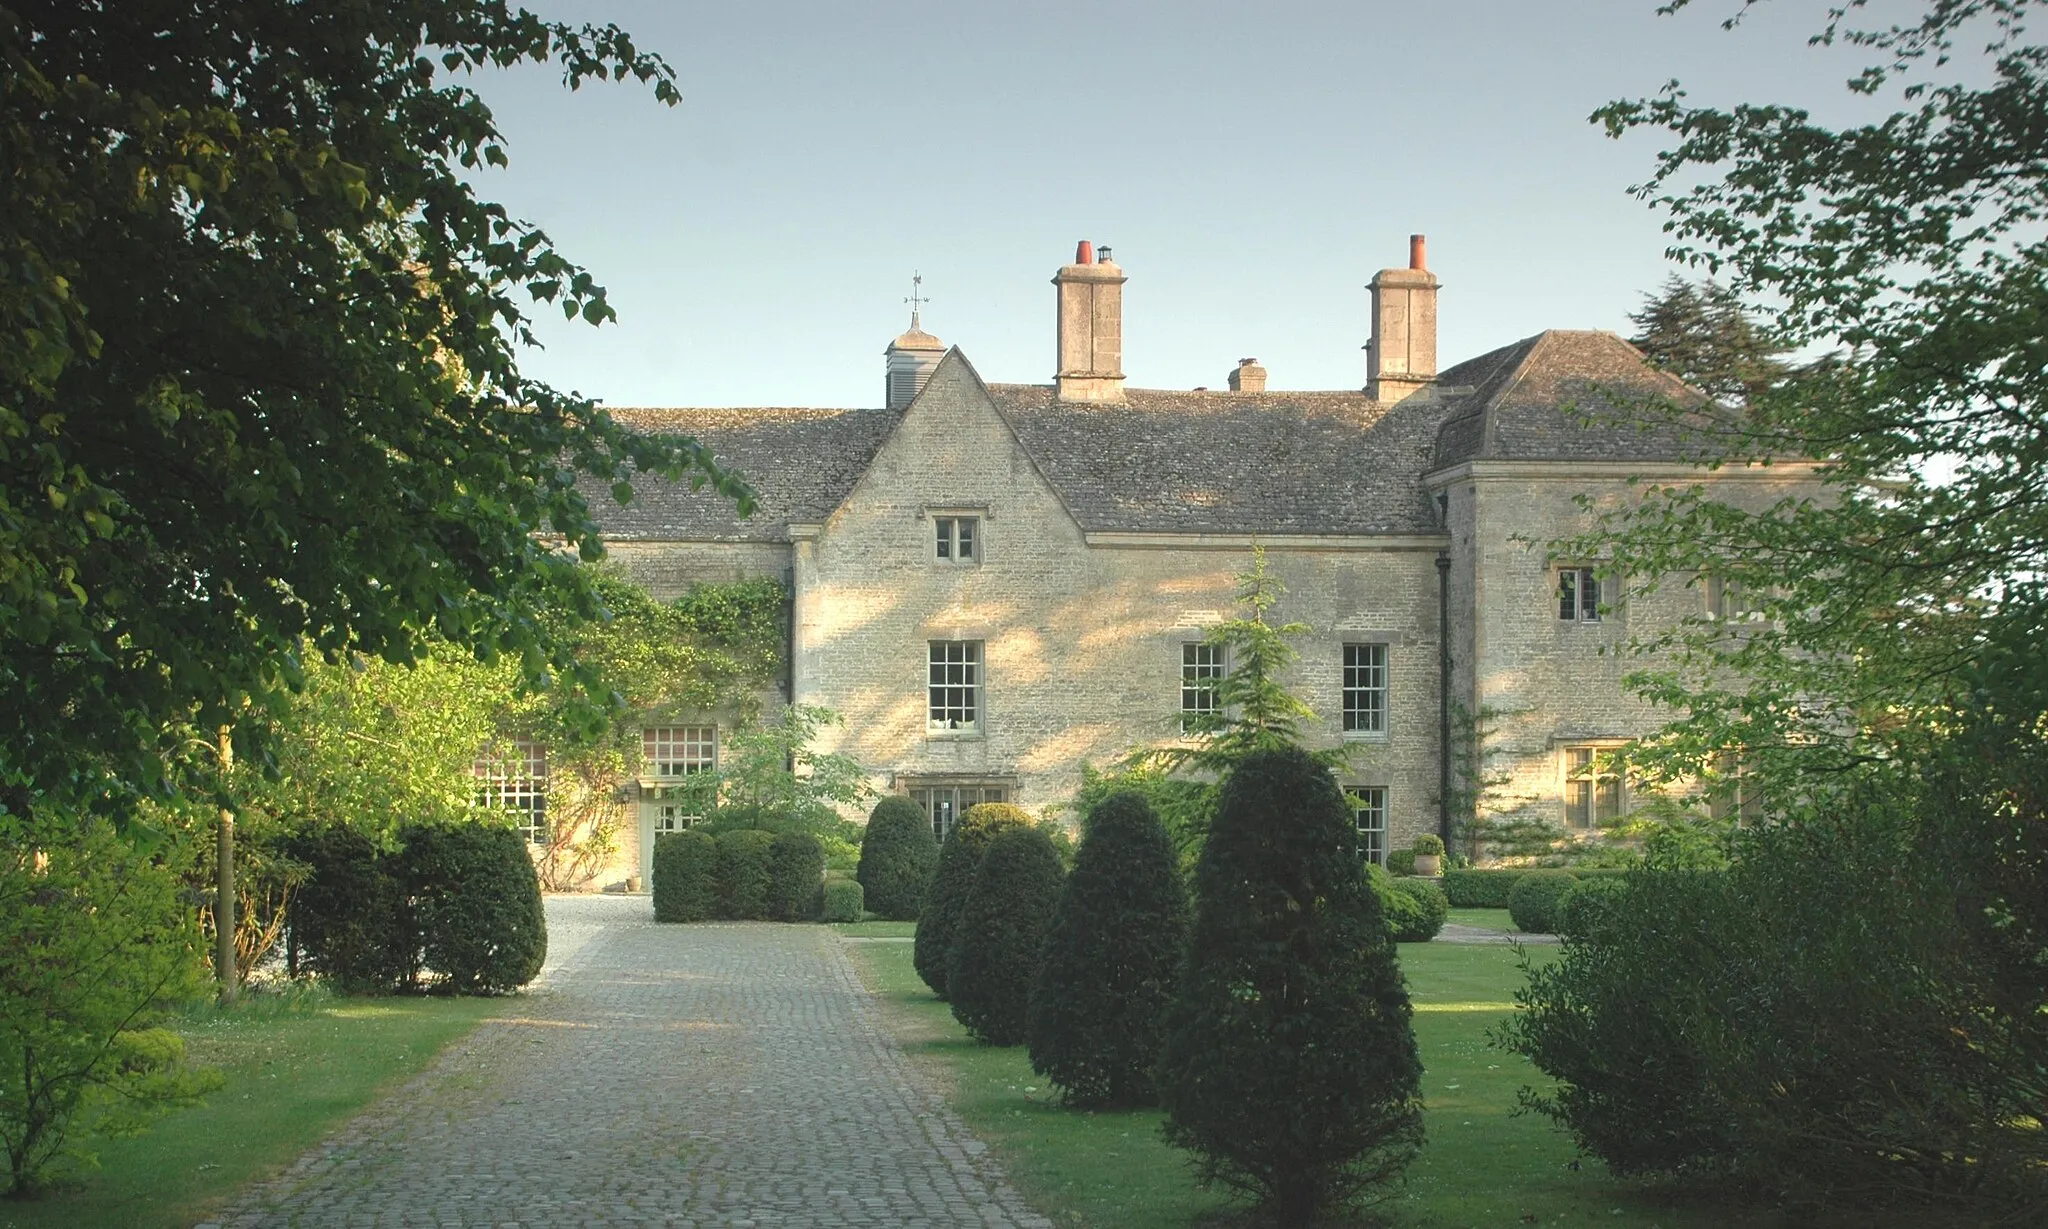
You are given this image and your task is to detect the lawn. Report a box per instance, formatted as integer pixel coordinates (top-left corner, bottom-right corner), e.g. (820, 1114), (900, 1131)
(845, 937), (1803, 1228)
(1445, 907), (1517, 932)
(0, 988), (502, 1229)
(833, 918), (917, 938)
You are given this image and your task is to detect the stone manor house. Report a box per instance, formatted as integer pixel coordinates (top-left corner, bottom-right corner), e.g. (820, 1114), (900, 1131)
(551, 237), (1809, 891)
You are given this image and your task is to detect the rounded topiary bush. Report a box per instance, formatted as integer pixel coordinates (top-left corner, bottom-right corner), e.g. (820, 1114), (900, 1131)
(1412, 833), (1446, 857)
(652, 828), (720, 922)
(821, 875), (864, 922)
(1158, 747), (1424, 1223)
(1388, 874), (1449, 942)
(284, 825), (410, 994)
(1555, 874), (1628, 938)
(913, 802), (1033, 998)
(715, 829), (778, 920)
(1028, 791), (1188, 1107)
(400, 823), (548, 994)
(947, 825), (1067, 1046)
(857, 796), (939, 921)
(1508, 869), (1581, 934)
(765, 831), (825, 922)
(1385, 848), (1418, 876)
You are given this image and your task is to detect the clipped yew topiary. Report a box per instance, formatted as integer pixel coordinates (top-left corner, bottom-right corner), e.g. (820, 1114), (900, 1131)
(1158, 746), (1424, 1224)
(947, 825), (1067, 1046)
(285, 825), (411, 993)
(400, 823), (548, 994)
(1508, 869), (1581, 934)
(1027, 791), (1188, 1107)
(857, 796), (939, 921)
(912, 802), (1032, 998)
(652, 829), (719, 922)
(715, 829), (777, 920)
(821, 875), (865, 922)
(765, 831), (825, 922)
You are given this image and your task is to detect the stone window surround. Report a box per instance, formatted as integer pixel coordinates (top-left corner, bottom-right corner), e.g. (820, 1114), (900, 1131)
(927, 639), (983, 736)
(1556, 565), (1605, 623)
(1340, 641), (1389, 739)
(1559, 739), (1628, 829)
(920, 504), (990, 566)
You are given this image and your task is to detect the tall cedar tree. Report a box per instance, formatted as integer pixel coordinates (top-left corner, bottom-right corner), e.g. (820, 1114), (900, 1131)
(947, 825), (1067, 1046)
(858, 795), (940, 921)
(1626, 276), (1792, 407)
(1028, 791), (1188, 1107)
(0, 4), (753, 823)
(1158, 746), (1424, 1223)
(912, 803), (1031, 998)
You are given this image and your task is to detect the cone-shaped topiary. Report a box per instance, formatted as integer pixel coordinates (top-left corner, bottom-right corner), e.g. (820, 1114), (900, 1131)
(1158, 746), (1425, 1223)
(913, 803), (1032, 998)
(1028, 791), (1188, 1106)
(857, 796), (940, 921)
(947, 825), (1067, 1045)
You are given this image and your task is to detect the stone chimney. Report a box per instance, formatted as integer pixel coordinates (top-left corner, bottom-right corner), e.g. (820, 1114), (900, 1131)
(884, 277), (944, 410)
(1367, 233), (1439, 403)
(1053, 240), (1126, 403)
(1227, 357), (1267, 393)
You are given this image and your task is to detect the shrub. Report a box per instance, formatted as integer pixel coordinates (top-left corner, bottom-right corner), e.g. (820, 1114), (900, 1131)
(1442, 867), (1528, 908)
(1412, 833), (1445, 856)
(947, 826), (1067, 1046)
(1555, 874), (1627, 939)
(821, 876), (864, 923)
(1158, 747), (1424, 1223)
(913, 803), (1032, 998)
(1388, 876), (1449, 941)
(1028, 791), (1189, 1107)
(765, 831), (825, 922)
(714, 829), (777, 920)
(651, 829), (719, 922)
(399, 823), (548, 994)
(1508, 869), (1579, 934)
(285, 825), (412, 992)
(0, 819), (220, 1194)
(856, 796), (939, 921)
(1385, 848), (1417, 876)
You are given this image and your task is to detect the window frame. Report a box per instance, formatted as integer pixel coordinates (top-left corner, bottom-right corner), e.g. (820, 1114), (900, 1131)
(1340, 642), (1389, 737)
(1556, 566), (1604, 623)
(1349, 787), (1389, 865)
(901, 778), (1015, 843)
(641, 724), (717, 779)
(1562, 744), (1626, 830)
(927, 639), (984, 734)
(1180, 641), (1225, 733)
(934, 514), (980, 564)
(475, 737), (549, 845)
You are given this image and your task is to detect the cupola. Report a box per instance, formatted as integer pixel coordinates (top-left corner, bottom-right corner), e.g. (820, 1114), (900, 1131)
(884, 274), (944, 410)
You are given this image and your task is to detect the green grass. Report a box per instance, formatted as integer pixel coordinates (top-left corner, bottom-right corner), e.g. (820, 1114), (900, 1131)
(833, 919), (917, 938)
(845, 937), (1804, 1228)
(0, 987), (502, 1229)
(1445, 907), (1518, 932)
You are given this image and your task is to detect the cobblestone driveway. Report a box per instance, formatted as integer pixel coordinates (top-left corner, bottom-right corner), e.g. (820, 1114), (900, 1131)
(205, 897), (1050, 1228)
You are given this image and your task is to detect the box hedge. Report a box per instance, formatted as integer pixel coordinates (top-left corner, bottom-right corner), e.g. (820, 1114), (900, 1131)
(1508, 870), (1582, 934)
(652, 829), (720, 922)
(765, 831), (825, 922)
(821, 876), (865, 923)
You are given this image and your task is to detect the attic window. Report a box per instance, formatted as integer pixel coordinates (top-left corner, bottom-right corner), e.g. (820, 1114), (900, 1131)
(935, 516), (978, 563)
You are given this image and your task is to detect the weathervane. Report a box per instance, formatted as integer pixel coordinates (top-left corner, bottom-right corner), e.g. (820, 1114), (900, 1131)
(905, 272), (929, 328)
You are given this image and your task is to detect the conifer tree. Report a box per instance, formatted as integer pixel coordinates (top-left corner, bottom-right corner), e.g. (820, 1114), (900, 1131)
(911, 803), (1031, 998)
(857, 796), (940, 921)
(948, 826), (1067, 1046)
(1158, 746), (1424, 1223)
(1028, 791), (1188, 1107)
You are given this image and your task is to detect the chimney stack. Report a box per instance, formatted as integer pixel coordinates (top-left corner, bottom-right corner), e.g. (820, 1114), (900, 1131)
(1367, 232), (1440, 403)
(1053, 240), (1126, 403)
(1227, 357), (1267, 393)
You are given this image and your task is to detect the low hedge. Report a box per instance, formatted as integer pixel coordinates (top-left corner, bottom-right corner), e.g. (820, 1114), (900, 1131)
(652, 829), (720, 922)
(1508, 870), (1582, 934)
(286, 821), (545, 995)
(716, 829), (778, 920)
(765, 832), (826, 922)
(1443, 867), (1529, 908)
(821, 876), (864, 922)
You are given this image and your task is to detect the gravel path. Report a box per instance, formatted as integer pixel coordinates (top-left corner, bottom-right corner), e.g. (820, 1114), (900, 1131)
(204, 896), (1051, 1228)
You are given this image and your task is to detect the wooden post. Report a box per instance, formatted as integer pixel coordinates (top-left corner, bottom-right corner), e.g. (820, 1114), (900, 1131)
(216, 726), (237, 1004)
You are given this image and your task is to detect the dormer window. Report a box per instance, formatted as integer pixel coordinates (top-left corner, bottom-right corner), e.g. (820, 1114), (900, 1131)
(935, 515), (978, 563)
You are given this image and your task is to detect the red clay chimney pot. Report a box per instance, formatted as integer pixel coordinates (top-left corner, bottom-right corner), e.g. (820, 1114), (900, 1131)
(1409, 234), (1427, 271)
(1075, 240), (1094, 265)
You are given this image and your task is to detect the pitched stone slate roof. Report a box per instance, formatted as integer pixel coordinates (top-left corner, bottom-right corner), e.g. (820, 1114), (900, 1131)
(593, 407), (900, 541)
(1431, 330), (1706, 467)
(984, 384), (1457, 535)
(590, 334), (1705, 542)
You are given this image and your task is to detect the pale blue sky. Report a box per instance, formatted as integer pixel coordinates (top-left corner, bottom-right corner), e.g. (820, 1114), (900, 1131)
(474, 1), (1890, 407)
